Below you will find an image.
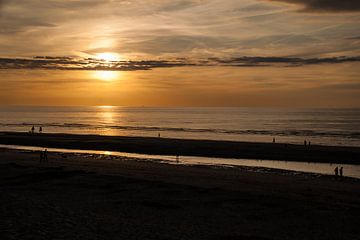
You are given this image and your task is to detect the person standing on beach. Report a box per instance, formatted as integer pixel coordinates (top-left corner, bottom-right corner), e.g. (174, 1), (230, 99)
(31, 125), (35, 134)
(339, 167), (343, 178)
(334, 167), (339, 178)
(39, 126), (42, 133)
(304, 140), (307, 146)
(273, 137), (276, 143)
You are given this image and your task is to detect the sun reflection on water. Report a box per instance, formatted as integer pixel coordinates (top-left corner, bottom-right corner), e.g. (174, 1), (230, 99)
(96, 105), (118, 135)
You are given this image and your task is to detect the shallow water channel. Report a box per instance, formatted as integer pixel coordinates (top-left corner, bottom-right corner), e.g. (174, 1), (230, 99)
(1, 144), (359, 179)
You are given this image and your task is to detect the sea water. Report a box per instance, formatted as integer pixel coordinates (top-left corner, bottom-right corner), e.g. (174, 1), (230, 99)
(0, 106), (359, 147)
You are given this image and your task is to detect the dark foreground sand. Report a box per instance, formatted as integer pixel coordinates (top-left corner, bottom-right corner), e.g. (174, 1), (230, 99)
(1, 148), (359, 240)
(1, 131), (360, 164)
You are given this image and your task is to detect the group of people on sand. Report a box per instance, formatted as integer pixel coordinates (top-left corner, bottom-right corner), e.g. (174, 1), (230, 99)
(39, 149), (48, 163)
(334, 166), (344, 178)
(304, 140), (311, 147)
(30, 125), (43, 134)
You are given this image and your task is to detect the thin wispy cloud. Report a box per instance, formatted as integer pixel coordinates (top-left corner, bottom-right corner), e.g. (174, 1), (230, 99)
(0, 0), (359, 59)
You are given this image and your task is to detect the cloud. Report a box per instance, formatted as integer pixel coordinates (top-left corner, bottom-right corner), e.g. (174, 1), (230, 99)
(346, 36), (360, 40)
(116, 35), (237, 54)
(158, 0), (202, 12)
(0, 0), (6, 14)
(213, 56), (360, 66)
(266, 0), (360, 12)
(320, 83), (360, 90)
(0, 57), (195, 71)
(0, 0), (359, 59)
(0, 56), (359, 71)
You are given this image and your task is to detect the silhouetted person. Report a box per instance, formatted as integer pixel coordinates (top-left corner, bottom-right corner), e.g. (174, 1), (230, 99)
(44, 149), (48, 162)
(339, 167), (343, 178)
(273, 137), (275, 143)
(308, 141), (311, 147)
(334, 167), (339, 178)
(39, 151), (43, 163)
(39, 126), (42, 133)
(304, 140), (307, 146)
(31, 126), (35, 134)
(158, 133), (161, 138)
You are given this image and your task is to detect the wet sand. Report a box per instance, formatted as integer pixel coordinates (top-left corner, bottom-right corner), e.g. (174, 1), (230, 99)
(0, 131), (360, 164)
(1, 148), (359, 240)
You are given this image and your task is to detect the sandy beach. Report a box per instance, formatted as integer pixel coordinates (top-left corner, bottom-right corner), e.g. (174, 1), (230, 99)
(1, 131), (360, 164)
(1, 148), (359, 240)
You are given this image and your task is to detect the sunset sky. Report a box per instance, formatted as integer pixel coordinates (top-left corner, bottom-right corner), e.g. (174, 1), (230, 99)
(0, 0), (359, 107)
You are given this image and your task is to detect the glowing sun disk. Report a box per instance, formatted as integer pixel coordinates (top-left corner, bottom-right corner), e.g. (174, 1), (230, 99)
(94, 70), (118, 81)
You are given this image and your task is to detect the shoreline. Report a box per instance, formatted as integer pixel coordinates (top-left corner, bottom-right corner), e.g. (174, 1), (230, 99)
(0, 131), (359, 164)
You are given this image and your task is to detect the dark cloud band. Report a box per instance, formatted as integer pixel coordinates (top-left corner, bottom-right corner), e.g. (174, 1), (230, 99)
(267, 0), (360, 12)
(0, 56), (359, 71)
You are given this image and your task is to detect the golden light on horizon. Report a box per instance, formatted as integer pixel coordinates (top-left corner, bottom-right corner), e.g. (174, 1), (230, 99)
(93, 70), (119, 81)
(97, 105), (115, 109)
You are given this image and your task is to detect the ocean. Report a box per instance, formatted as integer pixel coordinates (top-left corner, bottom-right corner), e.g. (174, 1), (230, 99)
(0, 106), (359, 147)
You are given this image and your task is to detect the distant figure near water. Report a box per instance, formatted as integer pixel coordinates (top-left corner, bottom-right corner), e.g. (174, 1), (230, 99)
(158, 133), (161, 138)
(39, 126), (42, 133)
(334, 167), (339, 178)
(176, 155), (180, 163)
(304, 140), (307, 146)
(31, 125), (35, 134)
(272, 137), (276, 143)
(339, 167), (343, 178)
(39, 149), (48, 163)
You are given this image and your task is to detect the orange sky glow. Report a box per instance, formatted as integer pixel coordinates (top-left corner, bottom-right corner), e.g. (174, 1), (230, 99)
(0, 0), (359, 107)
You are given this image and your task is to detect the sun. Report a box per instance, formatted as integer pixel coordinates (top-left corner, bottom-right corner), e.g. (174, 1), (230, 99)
(93, 70), (119, 81)
(96, 52), (121, 61)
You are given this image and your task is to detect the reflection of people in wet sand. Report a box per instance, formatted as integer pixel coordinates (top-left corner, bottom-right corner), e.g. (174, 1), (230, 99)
(40, 149), (48, 163)
(44, 149), (48, 162)
(339, 167), (343, 178)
